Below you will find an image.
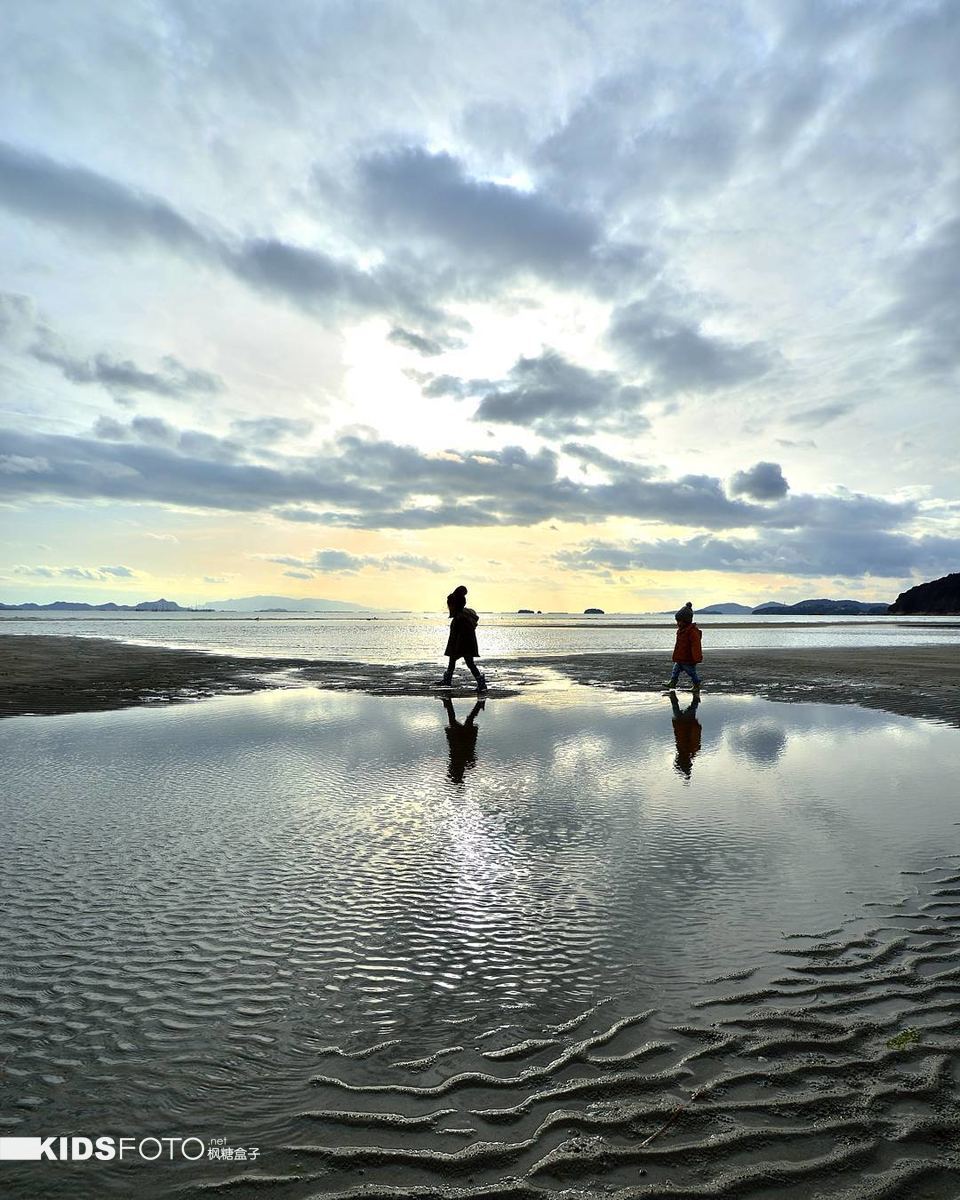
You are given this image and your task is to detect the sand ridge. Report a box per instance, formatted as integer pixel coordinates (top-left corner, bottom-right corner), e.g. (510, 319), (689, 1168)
(2, 635), (960, 728)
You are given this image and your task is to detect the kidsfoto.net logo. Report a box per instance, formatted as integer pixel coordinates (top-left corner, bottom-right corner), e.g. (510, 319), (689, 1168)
(1, 1136), (206, 1163)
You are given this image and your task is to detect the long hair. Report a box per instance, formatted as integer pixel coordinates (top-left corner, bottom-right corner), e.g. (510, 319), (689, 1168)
(447, 585), (468, 614)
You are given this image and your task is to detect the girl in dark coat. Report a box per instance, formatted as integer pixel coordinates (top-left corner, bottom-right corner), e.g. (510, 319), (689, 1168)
(437, 585), (487, 692)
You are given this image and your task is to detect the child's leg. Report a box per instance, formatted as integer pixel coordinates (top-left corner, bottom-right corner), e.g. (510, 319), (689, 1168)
(669, 662), (682, 686)
(443, 656), (457, 682)
(463, 656), (482, 682)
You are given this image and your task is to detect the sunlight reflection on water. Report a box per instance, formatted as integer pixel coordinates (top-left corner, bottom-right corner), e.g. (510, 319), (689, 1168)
(1, 687), (957, 1196)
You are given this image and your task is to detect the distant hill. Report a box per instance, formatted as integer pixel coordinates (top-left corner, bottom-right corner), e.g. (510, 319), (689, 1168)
(699, 603), (754, 614)
(752, 598), (888, 616)
(211, 594), (372, 612)
(888, 572), (960, 615)
(0, 598), (189, 612)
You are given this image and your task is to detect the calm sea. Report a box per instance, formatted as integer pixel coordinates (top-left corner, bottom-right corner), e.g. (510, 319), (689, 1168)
(0, 609), (957, 661)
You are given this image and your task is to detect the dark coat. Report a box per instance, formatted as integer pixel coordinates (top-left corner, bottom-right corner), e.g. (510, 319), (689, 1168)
(444, 607), (479, 660)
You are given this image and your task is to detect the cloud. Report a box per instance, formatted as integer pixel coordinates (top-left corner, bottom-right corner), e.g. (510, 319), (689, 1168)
(608, 298), (772, 393)
(0, 422), (920, 543)
(785, 401), (857, 427)
(0, 140), (207, 252)
(388, 327), (464, 356)
(2, 290), (223, 402)
(0, 291), (38, 345)
(34, 341), (223, 399)
(265, 548), (445, 574)
(470, 350), (649, 436)
(556, 527), (960, 580)
(0, 142), (434, 325)
(230, 416), (314, 443)
(13, 563), (137, 581)
(729, 461), (789, 501)
(886, 216), (960, 378)
(357, 147), (601, 280)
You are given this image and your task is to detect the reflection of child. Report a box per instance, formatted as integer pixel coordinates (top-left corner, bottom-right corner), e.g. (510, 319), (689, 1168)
(670, 693), (702, 779)
(442, 697), (484, 785)
(668, 601), (702, 691)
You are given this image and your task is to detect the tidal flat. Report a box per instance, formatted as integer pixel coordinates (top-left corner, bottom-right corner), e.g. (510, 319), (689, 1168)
(1, 683), (959, 1197)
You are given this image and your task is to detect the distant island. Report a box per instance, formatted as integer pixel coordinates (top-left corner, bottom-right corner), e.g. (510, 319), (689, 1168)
(212, 594), (372, 612)
(889, 572), (960, 615)
(752, 599), (889, 616)
(0, 593), (374, 613)
(584, 607), (605, 615)
(0, 598), (197, 612)
(517, 608), (535, 614)
(699, 603), (754, 614)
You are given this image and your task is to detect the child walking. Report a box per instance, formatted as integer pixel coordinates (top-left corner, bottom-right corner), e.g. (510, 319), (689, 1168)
(437, 585), (487, 693)
(667, 600), (702, 691)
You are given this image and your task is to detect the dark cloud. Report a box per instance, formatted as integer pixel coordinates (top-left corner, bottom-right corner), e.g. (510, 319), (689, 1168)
(2, 290), (223, 402)
(1, 422), (915, 542)
(388, 327), (464, 356)
(34, 341), (223, 400)
(419, 373), (475, 400)
(0, 140), (207, 252)
(0, 142), (437, 325)
(472, 351), (650, 435)
(730, 723), (788, 767)
(886, 216), (960, 378)
(358, 147), (601, 278)
(608, 299), (772, 393)
(729, 461), (789, 501)
(556, 527), (959, 579)
(785, 401), (857, 427)
(224, 237), (385, 315)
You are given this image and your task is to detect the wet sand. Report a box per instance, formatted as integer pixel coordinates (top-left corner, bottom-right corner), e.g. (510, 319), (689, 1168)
(3, 634), (960, 727)
(4, 640), (960, 1196)
(277, 864), (960, 1198)
(0, 635), (307, 717)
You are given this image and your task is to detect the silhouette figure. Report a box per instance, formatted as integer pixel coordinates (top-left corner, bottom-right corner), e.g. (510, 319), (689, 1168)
(436, 585), (487, 693)
(442, 696), (485, 785)
(669, 692), (702, 779)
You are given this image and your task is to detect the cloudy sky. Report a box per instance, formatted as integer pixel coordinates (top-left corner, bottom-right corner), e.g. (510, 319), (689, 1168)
(2, 0), (958, 610)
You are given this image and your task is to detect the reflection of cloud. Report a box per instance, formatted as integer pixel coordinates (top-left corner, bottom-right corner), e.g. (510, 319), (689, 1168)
(729, 722), (788, 767)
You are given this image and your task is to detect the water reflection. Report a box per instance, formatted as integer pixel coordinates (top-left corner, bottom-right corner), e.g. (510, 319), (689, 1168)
(731, 721), (788, 766)
(441, 696), (485, 785)
(668, 692), (702, 780)
(2, 686), (958, 1196)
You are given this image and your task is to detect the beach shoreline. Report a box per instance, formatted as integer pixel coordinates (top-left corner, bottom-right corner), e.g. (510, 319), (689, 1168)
(4, 634), (960, 726)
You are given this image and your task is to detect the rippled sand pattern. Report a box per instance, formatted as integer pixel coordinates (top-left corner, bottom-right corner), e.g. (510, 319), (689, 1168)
(1, 690), (958, 1197)
(198, 868), (960, 1199)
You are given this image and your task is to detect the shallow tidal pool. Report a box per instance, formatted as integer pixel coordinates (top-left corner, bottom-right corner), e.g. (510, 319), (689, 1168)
(1, 687), (958, 1198)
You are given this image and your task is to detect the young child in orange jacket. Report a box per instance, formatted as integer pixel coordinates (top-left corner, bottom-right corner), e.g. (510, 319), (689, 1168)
(667, 601), (702, 691)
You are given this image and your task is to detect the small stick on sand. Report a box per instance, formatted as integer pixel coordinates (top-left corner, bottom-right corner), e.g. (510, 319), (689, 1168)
(639, 1084), (706, 1148)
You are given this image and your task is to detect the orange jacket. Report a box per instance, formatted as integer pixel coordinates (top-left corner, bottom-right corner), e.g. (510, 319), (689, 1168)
(673, 622), (703, 664)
